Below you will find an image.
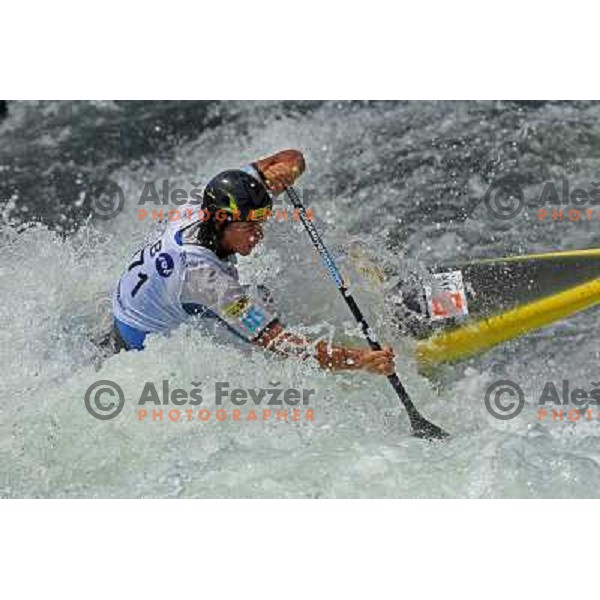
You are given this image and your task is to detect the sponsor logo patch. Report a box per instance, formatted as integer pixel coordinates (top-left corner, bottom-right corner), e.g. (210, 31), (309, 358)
(155, 253), (175, 278)
(241, 306), (266, 333)
(223, 298), (249, 318)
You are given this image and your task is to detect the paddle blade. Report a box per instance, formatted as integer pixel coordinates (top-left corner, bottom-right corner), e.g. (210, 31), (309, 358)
(410, 415), (450, 441)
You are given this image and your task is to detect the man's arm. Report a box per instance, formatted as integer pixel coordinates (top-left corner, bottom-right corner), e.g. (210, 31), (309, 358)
(249, 150), (394, 376)
(256, 320), (396, 376)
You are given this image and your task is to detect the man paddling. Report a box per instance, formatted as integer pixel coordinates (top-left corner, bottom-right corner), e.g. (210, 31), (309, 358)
(106, 149), (395, 376)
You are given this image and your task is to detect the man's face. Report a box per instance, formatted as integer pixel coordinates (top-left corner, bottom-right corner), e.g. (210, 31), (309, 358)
(219, 221), (264, 256)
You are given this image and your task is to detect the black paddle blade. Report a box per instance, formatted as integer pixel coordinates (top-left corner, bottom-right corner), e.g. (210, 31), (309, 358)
(410, 415), (450, 441)
(388, 374), (450, 440)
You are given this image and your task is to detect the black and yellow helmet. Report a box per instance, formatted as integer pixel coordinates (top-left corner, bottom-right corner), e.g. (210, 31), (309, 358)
(202, 169), (272, 222)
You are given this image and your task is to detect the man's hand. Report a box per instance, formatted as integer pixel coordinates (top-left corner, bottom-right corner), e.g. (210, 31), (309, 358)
(254, 149), (306, 193)
(256, 320), (396, 376)
(315, 342), (396, 376)
(356, 346), (396, 376)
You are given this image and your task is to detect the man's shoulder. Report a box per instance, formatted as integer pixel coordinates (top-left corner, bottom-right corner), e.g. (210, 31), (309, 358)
(179, 240), (235, 274)
(180, 242), (218, 263)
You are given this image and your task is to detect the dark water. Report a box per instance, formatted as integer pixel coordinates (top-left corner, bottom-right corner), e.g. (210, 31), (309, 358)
(2, 100), (600, 498)
(0, 101), (326, 230)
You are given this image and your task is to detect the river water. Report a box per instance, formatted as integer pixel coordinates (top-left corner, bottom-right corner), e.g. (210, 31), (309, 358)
(1, 100), (600, 498)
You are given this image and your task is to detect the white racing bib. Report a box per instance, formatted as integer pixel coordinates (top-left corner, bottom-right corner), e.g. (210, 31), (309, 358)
(113, 224), (277, 341)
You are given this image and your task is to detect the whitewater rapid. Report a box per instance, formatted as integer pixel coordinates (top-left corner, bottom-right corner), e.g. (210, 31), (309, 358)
(2, 101), (600, 497)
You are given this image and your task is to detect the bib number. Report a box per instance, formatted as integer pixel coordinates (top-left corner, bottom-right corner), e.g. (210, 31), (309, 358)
(127, 240), (170, 298)
(424, 270), (469, 321)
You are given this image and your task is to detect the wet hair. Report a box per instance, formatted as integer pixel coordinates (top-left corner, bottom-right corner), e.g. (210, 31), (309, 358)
(194, 219), (233, 258)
